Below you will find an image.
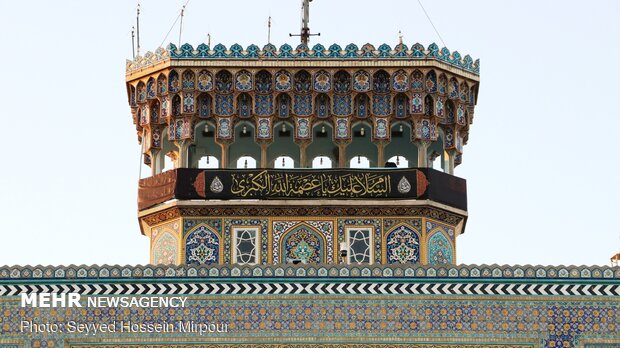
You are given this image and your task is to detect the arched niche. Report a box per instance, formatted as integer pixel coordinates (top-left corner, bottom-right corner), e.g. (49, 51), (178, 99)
(384, 121), (417, 168)
(189, 120), (220, 168)
(346, 121), (377, 168)
(306, 122), (337, 166)
(268, 121), (299, 168)
(228, 121), (260, 168)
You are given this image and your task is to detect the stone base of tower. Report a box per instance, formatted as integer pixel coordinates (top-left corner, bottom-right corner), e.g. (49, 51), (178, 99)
(139, 199), (466, 266)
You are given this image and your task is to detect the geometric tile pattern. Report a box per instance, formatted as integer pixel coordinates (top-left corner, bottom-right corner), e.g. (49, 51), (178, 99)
(1, 281), (619, 297)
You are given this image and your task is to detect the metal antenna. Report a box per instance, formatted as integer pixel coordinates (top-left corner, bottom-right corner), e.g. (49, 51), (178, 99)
(136, 2), (141, 57)
(178, 4), (186, 48)
(267, 16), (272, 44)
(289, 0), (320, 45)
(131, 26), (136, 59)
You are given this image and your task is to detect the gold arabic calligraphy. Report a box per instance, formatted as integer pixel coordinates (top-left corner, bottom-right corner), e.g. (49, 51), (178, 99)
(230, 171), (392, 198)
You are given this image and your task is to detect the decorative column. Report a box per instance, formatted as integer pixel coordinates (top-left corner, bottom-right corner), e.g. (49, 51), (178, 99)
(219, 143), (229, 169)
(149, 149), (163, 175)
(444, 149), (456, 175)
(416, 141), (430, 168)
(175, 139), (191, 168)
(299, 141), (309, 168)
(376, 141), (385, 167)
(337, 142), (347, 168)
(260, 143), (268, 168)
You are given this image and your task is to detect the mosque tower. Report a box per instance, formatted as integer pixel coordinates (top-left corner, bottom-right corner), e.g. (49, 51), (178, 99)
(126, 1), (479, 266)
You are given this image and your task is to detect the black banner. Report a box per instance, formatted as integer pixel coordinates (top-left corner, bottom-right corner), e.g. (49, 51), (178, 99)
(139, 168), (466, 211)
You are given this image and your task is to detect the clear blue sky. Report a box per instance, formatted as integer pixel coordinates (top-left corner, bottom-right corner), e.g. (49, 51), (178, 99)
(0, 0), (618, 266)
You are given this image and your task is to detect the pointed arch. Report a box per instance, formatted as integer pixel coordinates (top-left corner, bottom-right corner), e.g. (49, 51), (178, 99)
(372, 70), (390, 93)
(255, 70), (273, 94)
(190, 120), (220, 169)
(152, 230), (179, 265)
(346, 121), (377, 167)
(268, 120), (299, 168)
(137, 81), (146, 103)
(307, 122), (337, 166)
(427, 229), (454, 265)
(280, 223), (327, 264)
(184, 224), (222, 265)
(449, 77), (459, 99)
(215, 70), (233, 94)
(182, 70), (195, 90)
(235, 70), (253, 92)
(410, 70), (424, 91)
(157, 73), (168, 95)
(147, 77), (156, 99)
(293, 70), (312, 94)
(334, 70), (352, 94)
(384, 224), (420, 264)
(438, 73), (447, 95)
(168, 70), (180, 93)
(385, 121), (417, 167)
(425, 70), (437, 93)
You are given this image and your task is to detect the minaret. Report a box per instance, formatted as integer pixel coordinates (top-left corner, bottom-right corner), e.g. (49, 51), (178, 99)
(126, 13), (479, 266)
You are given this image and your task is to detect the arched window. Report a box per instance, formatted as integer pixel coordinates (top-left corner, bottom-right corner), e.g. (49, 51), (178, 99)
(387, 155), (409, 168)
(312, 156), (332, 168)
(349, 156), (370, 168)
(237, 156), (257, 169)
(274, 156), (295, 169)
(198, 156), (219, 169)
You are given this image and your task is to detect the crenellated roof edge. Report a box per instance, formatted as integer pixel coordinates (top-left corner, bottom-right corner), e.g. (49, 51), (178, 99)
(126, 42), (480, 76)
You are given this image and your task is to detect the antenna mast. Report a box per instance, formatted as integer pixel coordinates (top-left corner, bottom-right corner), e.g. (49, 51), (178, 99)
(136, 2), (141, 57)
(289, 0), (320, 45)
(268, 16), (272, 44)
(178, 5), (186, 48)
(131, 26), (136, 59)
